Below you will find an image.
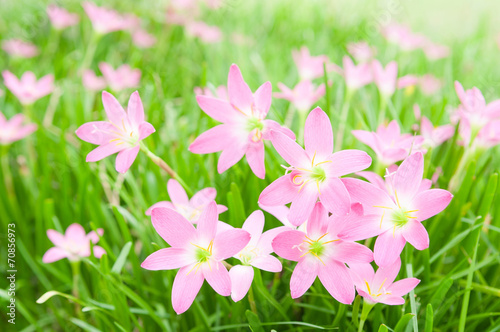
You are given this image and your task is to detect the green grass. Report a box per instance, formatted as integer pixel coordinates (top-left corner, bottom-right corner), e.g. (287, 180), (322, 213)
(1, 0), (500, 331)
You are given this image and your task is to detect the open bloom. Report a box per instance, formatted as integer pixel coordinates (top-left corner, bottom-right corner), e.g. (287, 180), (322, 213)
(259, 107), (371, 226)
(372, 60), (398, 97)
(185, 21), (222, 43)
(141, 202), (250, 314)
(380, 23), (426, 51)
(341, 152), (453, 266)
(350, 259), (420, 305)
(82, 70), (107, 91)
(42, 224), (105, 263)
(0, 112), (37, 144)
(352, 120), (424, 166)
(146, 179), (227, 222)
(99, 63), (141, 92)
(132, 29), (157, 48)
(419, 115), (454, 148)
(75, 91), (155, 173)
(2, 39), (38, 58)
(272, 202), (373, 303)
(229, 210), (283, 302)
(342, 56), (372, 91)
(47, 4), (80, 29)
(189, 64), (295, 179)
(292, 47), (336, 80)
(2, 71), (54, 105)
(274, 80), (326, 112)
(82, 2), (130, 34)
(347, 41), (376, 63)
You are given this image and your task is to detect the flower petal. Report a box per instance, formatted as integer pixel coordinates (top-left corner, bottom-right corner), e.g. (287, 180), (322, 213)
(290, 258), (319, 298)
(138, 122), (155, 140)
(259, 175), (297, 206)
(65, 224), (87, 243)
(145, 201), (174, 216)
(227, 64), (254, 112)
(337, 214), (387, 241)
(318, 260), (355, 304)
(373, 258), (401, 287)
(401, 220), (429, 250)
(196, 95), (241, 123)
(374, 230), (406, 267)
(75, 121), (115, 145)
(306, 202), (329, 238)
(393, 152), (424, 204)
(86, 142), (124, 162)
(253, 81), (272, 116)
(92, 246), (106, 258)
(196, 202), (219, 242)
(127, 91), (144, 125)
(172, 264), (204, 314)
(46, 229), (65, 247)
(189, 125), (232, 154)
(251, 255), (282, 272)
(272, 230), (306, 261)
(242, 210), (265, 240)
(388, 278), (420, 296)
(151, 208), (197, 248)
(319, 178), (350, 217)
(203, 260), (231, 296)
(102, 91), (126, 124)
(331, 242), (373, 264)
(141, 248), (195, 270)
(270, 130), (309, 167)
(246, 142), (266, 179)
(115, 145), (140, 173)
(412, 189), (453, 221)
(229, 265), (254, 302)
(289, 185), (318, 226)
(326, 150), (372, 177)
(167, 179), (189, 206)
(341, 178), (395, 215)
(217, 140), (247, 174)
(304, 107), (333, 159)
(190, 188), (217, 206)
(379, 295), (406, 305)
(42, 247), (68, 263)
(213, 229), (251, 260)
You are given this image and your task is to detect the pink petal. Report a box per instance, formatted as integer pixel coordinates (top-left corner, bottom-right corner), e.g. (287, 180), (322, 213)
(189, 124), (232, 154)
(349, 263), (375, 287)
(373, 258), (401, 286)
(138, 122), (155, 140)
(87, 229), (104, 244)
(46, 229), (65, 246)
(141, 247), (195, 270)
(92, 246), (106, 258)
(190, 188), (217, 206)
(127, 91), (144, 124)
(270, 130), (309, 167)
(151, 208), (197, 248)
(172, 264), (204, 314)
(246, 142), (265, 179)
(304, 107), (333, 159)
(42, 247), (68, 263)
(259, 175), (297, 206)
(412, 189), (453, 221)
(289, 185), (318, 226)
(145, 201), (174, 216)
(380, 295), (406, 305)
(318, 260), (355, 304)
(75, 121), (115, 145)
(86, 142), (124, 162)
(319, 178), (350, 217)
(337, 214), (385, 241)
(356, 171), (386, 191)
(272, 230), (306, 261)
(229, 265), (254, 302)
(102, 91), (126, 124)
(253, 81), (272, 116)
(327, 150), (372, 177)
(196, 95), (241, 123)
(65, 224), (87, 242)
(332, 242), (373, 264)
(342, 178), (395, 215)
(203, 260), (231, 296)
(251, 255), (282, 272)
(263, 119), (296, 140)
(306, 202), (328, 238)
(217, 140), (247, 174)
(196, 202), (219, 242)
(167, 179), (189, 206)
(388, 278), (420, 296)
(401, 220), (429, 250)
(258, 203), (290, 226)
(374, 230), (406, 267)
(351, 130), (377, 154)
(242, 210), (265, 240)
(290, 258), (319, 298)
(213, 229), (251, 260)
(258, 227), (290, 254)
(393, 152), (424, 204)
(217, 204), (228, 214)
(227, 64), (253, 111)
(115, 145), (140, 173)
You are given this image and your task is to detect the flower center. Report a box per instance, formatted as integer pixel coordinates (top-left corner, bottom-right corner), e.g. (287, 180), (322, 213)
(193, 240), (213, 263)
(289, 151), (332, 194)
(373, 190), (419, 236)
(296, 233), (339, 265)
(238, 246), (259, 265)
(365, 278), (391, 298)
(247, 117), (264, 143)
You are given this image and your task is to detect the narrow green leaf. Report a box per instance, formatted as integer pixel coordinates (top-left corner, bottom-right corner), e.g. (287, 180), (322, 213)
(378, 324), (389, 332)
(393, 313), (415, 332)
(111, 241), (133, 274)
(246, 310), (265, 332)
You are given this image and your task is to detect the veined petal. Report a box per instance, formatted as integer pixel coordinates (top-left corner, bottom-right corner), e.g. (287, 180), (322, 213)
(259, 175), (297, 206)
(145, 201), (174, 216)
(374, 230), (406, 267)
(379, 295), (406, 305)
(338, 214), (387, 241)
(172, 264), (204, 314)
(138, 122), (155, 140)
(229, 265), (254, 302)
(202, 260), (231, 296)
(213, 229), (251, 260)
(306, 202), (329, 238)
(388, 278), (420, 296)
(319, 178), (350, 217)
(167, 179), (189, 206)
(141, 247), (195, 270)
(342, 178), (395, 215)
(151, 208), (197, 248)
(242, 210), (265, 240)
(290, 258), (319, 298)
(115, 145), (140, 173)
(102, 91), (126, 124)
(412, 189), (452, 221)
(86, 142), (124, 162)
(127, 91), (144, 125)
(262, 119), (296, 140)
(190, 188), (217, 206)
(258, 227), (290, 254)
(393, 152), (424, 204)
(331, 241), (373, 264)
(401, 220), (429, 250)
(217, 139), (247, 174)
(272, 230), (306, 261)
(251, 255), (282, 272)
(228, 64), (253, 112)
(75, 121), (115, 145)
(245, 142), (265, 179)
(349, 263), (375, 287)
(289, 184), (318, 226)
(270, 130), (309, 167)
(189, 124), (233, 154)
(253, 81), (272, 116)
(373, 258), (401, 287)
(42, 247), (69, 263)
(197, 202), (219, 242)
(196, 95), (241, 123)
(318, 260), (355, 304)
(326, 150), (372, 177)
(304, 107), (333, 159)
(46, 229), (65, 247)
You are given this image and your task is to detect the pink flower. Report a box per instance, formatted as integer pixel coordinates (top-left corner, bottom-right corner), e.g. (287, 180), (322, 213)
(420, 115), (454, 148)
(274, 80), (326, 112)
(2, 71), (54, 105)
(229, 210), (283, 302)
(341, 152), (453, 266)
(132, 29), (157, 48)
(99, 63), (141, 92)
(419, 74), (443, 95)
(2, 39), (38, 58)
(75, 91), (155, 173)
(141, 202), (251, 314)
(347, 41), (376, 63)
(352, 120), (424, 166)
(42, 224), (105, 263)
(189, 64), (295, 179)
(0, 112), (37, 144)
(342, 56), (372, 91)
(82, 69), (107, 92)
(272, 202), (373, 303)
(185, 21), (222, 43)
(381, 23), (425, 51)
(453, 81), (500, 130)
(82, 2), (130, 34)
(259, 107), (371, 226)
(292, 47), (336, 80)
(423, 42), (450, 60)
(350, 259), (420, 305)
(146, 179), (227, 223)
(372, 60), (398, 97)
(194, 85), (228, 100)
(165, 0), (200, 25)
(47, 4), (80, 30)
(397, 75), (419, 89)
(465, 120), (500, 149)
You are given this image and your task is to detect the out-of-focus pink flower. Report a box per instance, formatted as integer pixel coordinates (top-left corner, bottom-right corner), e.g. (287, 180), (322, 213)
(0, 112), (37, 144)
(141, 202), (251, 314)
(347, 41), (376, 63)
(185, 21), (222, 43)
(420, 115), (454, 148)
(274, 80), (326, 112)
(464, 120), (500, 149)
(165, 0), (200, 25)
(419, 74), (443, 95)
(372, 60), (398, 97)
(2, 71), (54, 105)
(259, 108), (371, 226)
(381, 23), (425, 51)
(352, 120), (425, 166)
(397, 75), (419, 89)
(189, 64), (295, 179)
(47, 4), (80, 30)
(132, 29), (157, 48)
(272, 202), (373, 303)
(82, 69), (106, 92)
(292, 47), (338, 80)
(350, 259), (420, 305)
(2, 39), (38, 58)
(82, 2), (130, 34)
(342, 56), (372, 91)
(194, 85), (228, 100)
(98, 63), (141, 92)
(122, 13), (141, 32)
(145, 179), (227, 223)
(75, 91), (155, 173)
(423, 42), (450, 60)
(42, 224), (105, 263)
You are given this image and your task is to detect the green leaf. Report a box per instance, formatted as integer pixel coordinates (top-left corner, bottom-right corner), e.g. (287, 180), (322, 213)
(393, 313), (414, 332)
(429, 278), (453, 310)
(425, 303), (433, 332)
(246, 310), (265, 332)
(378, 324), (389, 332)
(111, 241), (132, 274)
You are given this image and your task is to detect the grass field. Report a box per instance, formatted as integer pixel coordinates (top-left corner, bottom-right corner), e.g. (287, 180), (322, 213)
(1, 0), (500, 331)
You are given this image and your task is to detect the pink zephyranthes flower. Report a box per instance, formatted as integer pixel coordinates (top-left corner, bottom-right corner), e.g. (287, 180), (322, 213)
(132, 29), (157, 48)
(259, 107), (371, 226)
(272, 202), (373, 303)
(42, 224), (105, 263)
(347, 41), (376, 63)
(419, 115), (454, 148)
(380, 23), (425, 52)
(372, 60), (398, 97)
(141, 202), (251, 314)
(82, 2), (130, 34)
(189, 64), (295, 179)
(2, 71), (54, 105)
(82, 69), (107, 92)
(185, 21), (222, 43)
(146, 179), (227, 222)
(342, 56), (373, 91)
(350, 258), (420, 305)
(341, 152), (453, 266)
(0, 112), (37, 144)
(423, 42), (450, 60)
(75, 91), (155, 173)
(47, 4), (80, 30)
(274, 80), (326, 112)
(2, 39), (38, 58)
(194, 85), (228, 100)
(98, 63), (141, 92)
(292, 47), (336, 80)
(352, 120), (424, 166)
(229, 210), (283, 302)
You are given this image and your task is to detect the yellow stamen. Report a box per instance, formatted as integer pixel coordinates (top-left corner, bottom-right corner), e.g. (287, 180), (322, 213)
(311, 151), (317, 167)
(314, 160), (333, 166)
(394, 190), (402, 208)
(373, 205), (393, 209)
(316, 180), (321, 195)
(380, 210), (385, 228)
(365, 280), (372, 295)
(377, 278), (387, 294)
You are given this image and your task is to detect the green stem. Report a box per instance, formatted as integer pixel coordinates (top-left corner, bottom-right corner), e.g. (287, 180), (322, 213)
(0, 145), (13, 197)
(81, 33), (101, 71)
(70, 260), (81, 314)
(358, 300), (375, 332)
(335, 88), (354, 151)
(377, 95), (388, 125)
(247, 285), (258, 315)
(297, 109), (308, 145)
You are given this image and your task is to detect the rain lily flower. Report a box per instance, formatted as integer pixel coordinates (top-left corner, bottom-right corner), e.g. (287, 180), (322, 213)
(372, 60), (398, 97)
(274, 80), (326, 112)
(292, 47), (337, 80)
(2, 71), (54, 105)
(47, 4), (80, 30)
(145, 179), (227, 222)
(194, 85), (228, 100)
(0, 112), (37, 144)
(132, 29), (157, 48)
(99, 63), (141, 92)
(82, 69), (107, 92)
(185, 21), (222, 43)
(42, 224), (105, 263)
(75, 91), (155, 173)
(341, 152), (453, 266)
(82, 2), (130, 34)
(258, 203), (307, 232)
(2, 39), (38, 58)
(419, 74), (443, 95)
(350, 259), (420, 305)
(165, 0), (200, 25)
(419, 115), (454, 148)
(462, 120), (500, 149)
(381, 23), (425, 51)
(141, 202), (251, 314)
(229, 210), (283, 302)
(347, 41), (376, 63)
(259, 107), (371, 226)
(342, 56), (372, 91)
(272, 202), (373, 303)
(189, 64), (295, 179)
(423, 42), (450, 60)
(397, 75), (419, 89)
(352, 120), (424, 166)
